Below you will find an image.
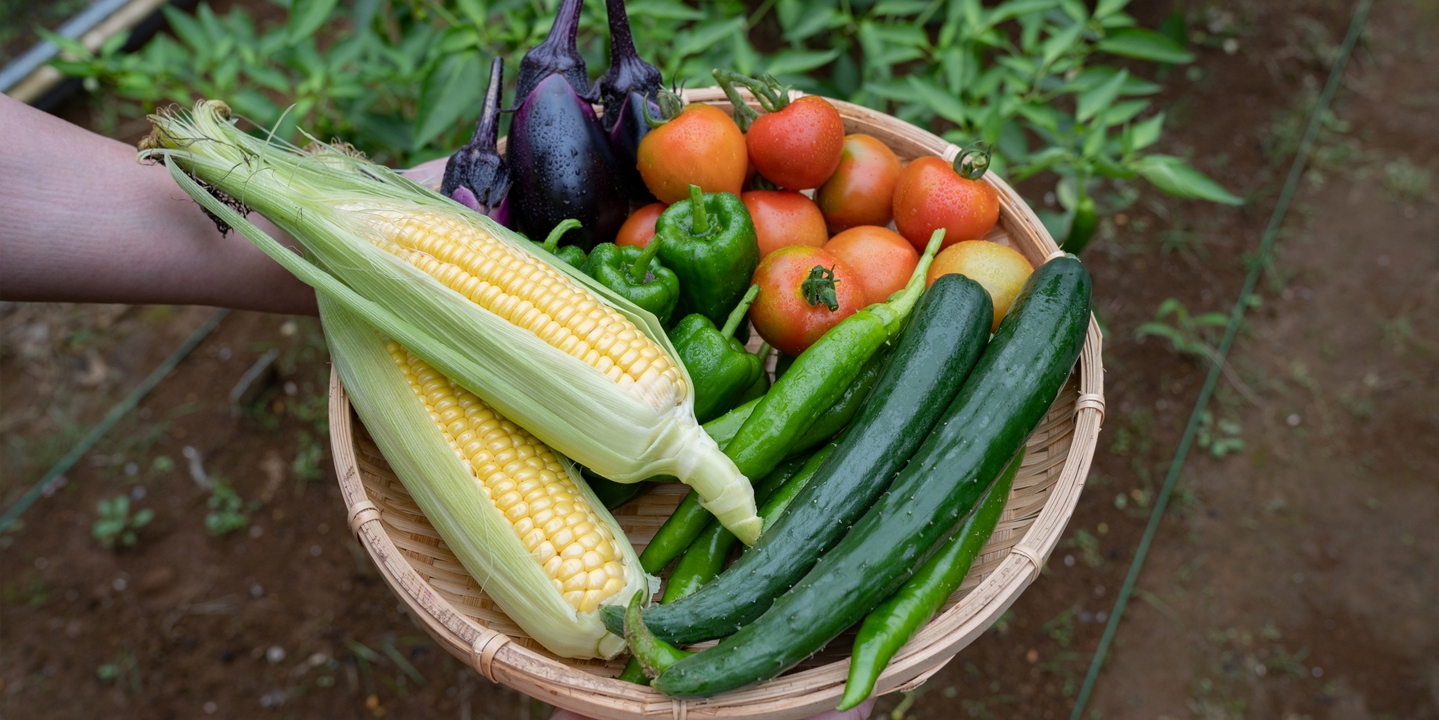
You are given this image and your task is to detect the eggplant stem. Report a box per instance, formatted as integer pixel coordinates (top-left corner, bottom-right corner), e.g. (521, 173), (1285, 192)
(721, 285), (761, 338)
(687, 184), (711, 236)
(627, 232), (666, 285)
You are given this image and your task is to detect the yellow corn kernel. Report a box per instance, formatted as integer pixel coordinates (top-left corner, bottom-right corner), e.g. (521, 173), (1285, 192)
(387, 342), (629, 612)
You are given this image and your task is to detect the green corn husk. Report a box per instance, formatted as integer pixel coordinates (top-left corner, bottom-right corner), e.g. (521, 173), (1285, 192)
(139, 100), (760, 543)
(321, 293), (654, 659)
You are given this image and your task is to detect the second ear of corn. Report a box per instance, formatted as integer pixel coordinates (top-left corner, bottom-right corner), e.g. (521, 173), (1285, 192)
(139, 100), (761, 545)
(322, 294), (653, 659)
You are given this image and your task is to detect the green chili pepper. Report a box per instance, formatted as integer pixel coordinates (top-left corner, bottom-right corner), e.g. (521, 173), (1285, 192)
(837, 448), (1024, 710)
(735, 343), (771, 405)
(581, 232), (681, 325)
(772, 352), (795, 381)
(582, 468), (646, 510)
(662, 452), (815, 604)
(635, 348), (889, 575)
(655, 185), (761, 328)
(538, 218), (587, 267)
(631, 230), (944, 576)
(1061, 195), (1097, 254)
(622, 594), (691, 679)
(669, 285), (763, 423)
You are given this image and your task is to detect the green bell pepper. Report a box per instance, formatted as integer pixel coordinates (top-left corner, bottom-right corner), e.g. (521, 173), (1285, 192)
(670, 285), (763, 423)
(581, 233), (681, 325)
(655, 185), (760, 328)
(538, 219), (587, 268)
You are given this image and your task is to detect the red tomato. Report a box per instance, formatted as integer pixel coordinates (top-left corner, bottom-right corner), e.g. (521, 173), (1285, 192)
(749, 246), (867, 357)
(891, 151), (1000, 253)
(823, 226), (919, 303)
(637, 104), (747, 204)
(615, 203), (666, 249)
(741, 191), (828, 258)
(746, 96), (845, 191)
(815, 134), (902, 234)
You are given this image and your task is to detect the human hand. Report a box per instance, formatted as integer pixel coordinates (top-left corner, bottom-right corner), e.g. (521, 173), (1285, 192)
(549, 697), (876, 720)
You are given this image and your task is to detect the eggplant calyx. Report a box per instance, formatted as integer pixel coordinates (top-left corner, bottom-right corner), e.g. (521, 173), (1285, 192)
(598, 0), (663, 131)
(441, 57), (510, 212)
(512, 0), (596, 107)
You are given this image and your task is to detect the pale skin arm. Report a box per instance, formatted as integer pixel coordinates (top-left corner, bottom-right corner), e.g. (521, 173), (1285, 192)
(0, 94), (452, 315)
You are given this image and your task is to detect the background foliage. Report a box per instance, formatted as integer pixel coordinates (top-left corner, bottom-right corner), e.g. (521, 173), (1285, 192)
(45, 0), (1240, 235)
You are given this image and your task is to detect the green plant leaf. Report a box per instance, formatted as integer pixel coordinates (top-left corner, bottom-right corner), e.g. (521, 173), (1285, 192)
(907, 76), (967, 125)
(1134, 155), (1243, 205)
(1058, 0), (1089, 22)
(1041, 22), (1085, 67)
(871, 0), (931, 16)
(99, 30), (130, 58)
(764, 48), (843, 76)
(676, 16), (746, 58)
(133, 508), (155, 527)
(627, 0), (706, 21)
(1099, 99), (1149, 127)
(1097, 28), (1194, 64)
(1076, 68), (1127, 123)
(986, 0), (1059, 26)
(1060, 66), (1161, 96)
(1130, 111), (1165, 150)
(288, 0), (340, 44)
(1094, 0), (1130, 18)
(413, 51), (484, 151)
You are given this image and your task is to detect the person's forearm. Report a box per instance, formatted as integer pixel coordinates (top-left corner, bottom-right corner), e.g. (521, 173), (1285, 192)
(0, 95), (318, 315)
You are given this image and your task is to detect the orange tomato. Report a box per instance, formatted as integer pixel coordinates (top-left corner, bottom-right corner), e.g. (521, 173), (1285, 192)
(741, 190), (828, 258)
(637, 104), (747, 204)
(823, 226), (919, 303)
(925, 241), (1033, 332)
(749, 246), (868, 357)
(615, 203), (667, 249)
(815, 134), (902, 234)
(892, 154), (1000, 253)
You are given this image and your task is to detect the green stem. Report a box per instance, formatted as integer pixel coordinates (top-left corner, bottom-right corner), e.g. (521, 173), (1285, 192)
(623, 593), (692, 678)
(687, 184), (710, 236)
(541, 218), (582, 253)
(627, 232), (667, 284)
(874, 229), (945, 335)
(752, 341), (771, 360)
(721, 285), (760, 338)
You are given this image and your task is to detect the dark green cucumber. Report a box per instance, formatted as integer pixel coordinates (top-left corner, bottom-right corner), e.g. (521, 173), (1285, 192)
(649, 256), (1092, 698)
(607, 273), (993, 642)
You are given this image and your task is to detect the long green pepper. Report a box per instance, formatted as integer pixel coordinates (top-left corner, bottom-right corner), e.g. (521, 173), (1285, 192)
(669, 285), (764, 423)
(838, 448), (1024, 710)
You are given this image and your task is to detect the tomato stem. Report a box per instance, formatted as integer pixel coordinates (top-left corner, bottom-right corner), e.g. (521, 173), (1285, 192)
(641, 88), (684, 129)
(712, 69), (793, 130)
(801, 265), (841, 311)
(952, 142), (992, 181)
(687, 184), (711, 236)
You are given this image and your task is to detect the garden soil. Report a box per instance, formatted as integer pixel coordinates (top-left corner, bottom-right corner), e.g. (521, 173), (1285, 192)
(2, 0), (1436, 718)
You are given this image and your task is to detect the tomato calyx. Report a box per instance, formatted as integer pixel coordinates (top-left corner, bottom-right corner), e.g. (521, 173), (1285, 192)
(953, 142), (993, 181)
(800, 265), (841, 311)
(713, 69), (793, 132)
(641, 87), (686, 129)
(748, 173), (780, 192)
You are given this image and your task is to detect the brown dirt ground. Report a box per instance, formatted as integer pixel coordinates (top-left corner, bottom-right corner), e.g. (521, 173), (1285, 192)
(2, 0), (1436, 718)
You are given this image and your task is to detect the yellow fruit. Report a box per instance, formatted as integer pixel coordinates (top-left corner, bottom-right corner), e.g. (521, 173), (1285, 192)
(925, 241), (1034, 331)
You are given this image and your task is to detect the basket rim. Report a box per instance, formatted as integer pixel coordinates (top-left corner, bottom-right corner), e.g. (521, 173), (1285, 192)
(328, 88), (1105, 720)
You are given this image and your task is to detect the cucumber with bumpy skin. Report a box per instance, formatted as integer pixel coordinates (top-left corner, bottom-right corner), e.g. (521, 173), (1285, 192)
(643, 256), (1092, 698)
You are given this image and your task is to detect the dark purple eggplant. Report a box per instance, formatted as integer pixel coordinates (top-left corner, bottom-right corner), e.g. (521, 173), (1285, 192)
(608, 90), (659, 204)
(440, 57), (510, 214)
(597, 0), (663, 132)
(513, 0), (595, 105)
(507, 72), (627, 252)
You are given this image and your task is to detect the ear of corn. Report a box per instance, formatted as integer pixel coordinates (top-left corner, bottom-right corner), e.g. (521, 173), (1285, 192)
(321, 293), (653, 659)
(140, 100), (761, 544)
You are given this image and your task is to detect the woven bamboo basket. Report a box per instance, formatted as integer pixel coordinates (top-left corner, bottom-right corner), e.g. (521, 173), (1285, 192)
(328, 87), (1105, 719)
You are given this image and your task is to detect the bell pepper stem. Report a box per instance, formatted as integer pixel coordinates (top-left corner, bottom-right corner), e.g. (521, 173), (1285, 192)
(721, 285), (760, 338)
(753, 341), (771, 359)
(540, 218), (583, 253)
(873, 229), (945, 336)
(624, 593), (692, 678)
(627, 231), (667, 284)
(687, 184), (711, 236)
